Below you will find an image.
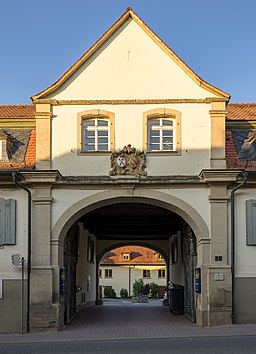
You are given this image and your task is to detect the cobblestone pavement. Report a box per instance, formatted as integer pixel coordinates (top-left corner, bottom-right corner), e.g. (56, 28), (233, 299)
(0, 300), (256, 343)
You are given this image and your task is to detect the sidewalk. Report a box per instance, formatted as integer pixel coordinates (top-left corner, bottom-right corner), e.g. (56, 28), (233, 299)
(0, 301), (255, 343)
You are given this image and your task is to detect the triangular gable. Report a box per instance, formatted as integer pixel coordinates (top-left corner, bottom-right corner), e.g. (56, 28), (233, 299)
(31, 8), (230, 101)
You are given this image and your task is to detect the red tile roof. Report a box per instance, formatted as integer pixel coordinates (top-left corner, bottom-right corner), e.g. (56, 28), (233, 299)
(227, 104), (256, 121)
(100, 246), (165, 265)
(24, 129), (36, 167)
(0, 105), (35, 118)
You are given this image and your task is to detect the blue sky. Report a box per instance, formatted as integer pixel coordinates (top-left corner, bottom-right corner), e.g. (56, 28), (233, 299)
(0, 0), (255, 104)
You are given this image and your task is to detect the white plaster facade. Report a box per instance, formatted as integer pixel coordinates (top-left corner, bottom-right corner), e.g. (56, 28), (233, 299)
(99, 265), (166, 299)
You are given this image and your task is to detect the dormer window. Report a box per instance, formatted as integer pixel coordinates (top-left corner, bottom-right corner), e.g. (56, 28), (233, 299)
(157, 253), (164, 261)
(122, 253), (130, 261)
(0, 129), (31, 163)
(0, 133), (10, 161)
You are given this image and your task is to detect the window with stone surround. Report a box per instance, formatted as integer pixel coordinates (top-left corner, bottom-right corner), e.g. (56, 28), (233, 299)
(143, 108), (181, 153)
(158, 269), (166, 278)
(78, 110), (115, 153)
(105, 269), (113, 278)
(143, 269), (151, 278)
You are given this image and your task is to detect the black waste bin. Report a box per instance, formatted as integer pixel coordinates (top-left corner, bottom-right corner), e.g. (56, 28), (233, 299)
(169, 284), (184, 315)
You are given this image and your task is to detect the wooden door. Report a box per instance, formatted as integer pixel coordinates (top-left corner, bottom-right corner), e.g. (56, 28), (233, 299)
(183, 224), (196, 323)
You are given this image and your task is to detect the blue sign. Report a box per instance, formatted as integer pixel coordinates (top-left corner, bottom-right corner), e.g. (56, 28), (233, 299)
(195, 267), (201, 294)
(60, 268), (65, 295)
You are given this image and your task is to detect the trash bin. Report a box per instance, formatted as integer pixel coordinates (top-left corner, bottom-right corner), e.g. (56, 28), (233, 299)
(169, 284), (184, 315)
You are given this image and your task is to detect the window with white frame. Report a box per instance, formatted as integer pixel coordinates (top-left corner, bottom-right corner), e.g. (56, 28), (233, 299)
(82, 118), (110, 151)
(148, 118), (175, 151)
(143, 109), (181, 153)
(143, 269), (151, 278)
(158, 269), (166, 278)
(105, 269), (112, 278)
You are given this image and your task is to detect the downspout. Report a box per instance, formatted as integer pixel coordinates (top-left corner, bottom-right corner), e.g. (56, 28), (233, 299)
(12, 171), (31, 333)
(230, 171), (248, 324)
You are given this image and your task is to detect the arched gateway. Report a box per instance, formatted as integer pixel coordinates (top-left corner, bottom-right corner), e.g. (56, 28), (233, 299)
(2, 8), (255, 335)
(28, 188), (218, 330)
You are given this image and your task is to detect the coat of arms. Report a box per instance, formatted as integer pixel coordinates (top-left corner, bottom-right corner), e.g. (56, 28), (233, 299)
(109, 145), (147, 176)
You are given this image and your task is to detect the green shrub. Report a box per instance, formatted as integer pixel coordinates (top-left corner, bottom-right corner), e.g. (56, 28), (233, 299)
(150, 282), (159, 298)
(120, 288), (128, 298)
(110, 288), (116, 298)
(132, 279), (144, 297)
(104, 287), (116, 298)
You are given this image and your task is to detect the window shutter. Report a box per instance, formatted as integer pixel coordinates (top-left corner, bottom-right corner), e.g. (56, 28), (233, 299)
(246, 199), (256, 246)
(0, 199), (6, 244)
(0, 199), (16, 245)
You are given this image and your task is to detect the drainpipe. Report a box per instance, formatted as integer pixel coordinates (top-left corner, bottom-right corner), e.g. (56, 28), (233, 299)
(12, 171), (31, 333)
(230, 171), (248, 324)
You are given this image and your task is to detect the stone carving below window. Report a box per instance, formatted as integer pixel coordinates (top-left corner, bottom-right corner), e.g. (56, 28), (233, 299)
(109, 144), (147, 177)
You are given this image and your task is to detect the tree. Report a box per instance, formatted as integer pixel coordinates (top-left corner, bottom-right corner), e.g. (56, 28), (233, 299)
(150, 282), (159, 298)
(132, 279), (144, 297)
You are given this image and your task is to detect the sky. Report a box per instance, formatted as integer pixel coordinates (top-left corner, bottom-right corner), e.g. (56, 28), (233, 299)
(0, 0), (255, 104)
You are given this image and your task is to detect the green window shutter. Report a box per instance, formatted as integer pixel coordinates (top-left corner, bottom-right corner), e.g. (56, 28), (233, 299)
(246, 199), (256, 246)
(0, 199), (6, 244)
(5, 199), (16, 244)
(0, 199), (16, 245)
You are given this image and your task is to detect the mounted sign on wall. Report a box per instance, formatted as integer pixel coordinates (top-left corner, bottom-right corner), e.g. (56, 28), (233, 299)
(195, 267), (201, 294)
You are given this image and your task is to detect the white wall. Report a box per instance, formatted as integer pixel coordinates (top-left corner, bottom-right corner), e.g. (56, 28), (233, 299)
(51, 103), (211, 176)
(169, 233), (184, 285)
(231, 189), (256, 277)
(99, 265), (166, 297)
(76, 224), (96, 306)
(48, 20), (215, 100)
(0, 189), (28, 279)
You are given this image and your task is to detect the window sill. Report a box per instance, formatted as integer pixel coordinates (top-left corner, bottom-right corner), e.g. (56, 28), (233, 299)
(78, 151), (112, 156)
(146, 151), (180, 156)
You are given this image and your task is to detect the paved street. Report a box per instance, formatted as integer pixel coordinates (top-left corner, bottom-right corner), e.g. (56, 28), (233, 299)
(1, 336), (256, 353)
(0, 300), (256, 353)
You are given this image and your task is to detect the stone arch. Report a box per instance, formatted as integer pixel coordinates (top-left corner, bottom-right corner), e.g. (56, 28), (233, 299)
(52, 189), (209, 254)
(96, 240), (169, 266)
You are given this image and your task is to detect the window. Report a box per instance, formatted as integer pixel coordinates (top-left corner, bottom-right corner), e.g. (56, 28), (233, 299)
(158, 269), (166, 278)
(99, 269), (102, 278)
(157, 253), (164, 261)
(105, 269), (112, 278)
(143, 269), (151, 278)
(143, 109), (181, 153)
(78, 110), (115, 153)
(83, 118), (109, 151)
(122, 253), (130, 261)
(148, 118), (174, 151)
